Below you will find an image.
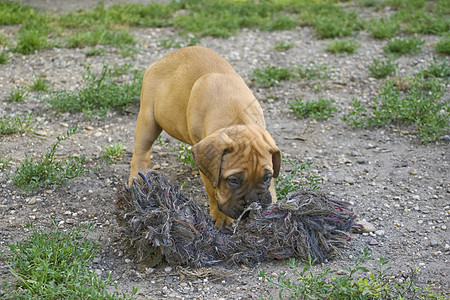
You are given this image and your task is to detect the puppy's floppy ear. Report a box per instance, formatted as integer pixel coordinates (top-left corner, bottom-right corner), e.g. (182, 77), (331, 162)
(271, 148), (281, 178)
(191, 131), (234, 188)
(260, 129), (281, 178)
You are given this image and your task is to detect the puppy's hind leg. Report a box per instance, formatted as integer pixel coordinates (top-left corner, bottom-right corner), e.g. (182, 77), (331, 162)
(129, 108), (162, 185)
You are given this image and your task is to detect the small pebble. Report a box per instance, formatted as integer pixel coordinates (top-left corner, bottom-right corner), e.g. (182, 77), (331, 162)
(375, 230), (385, 236)
(344, 176), (356, 184)
(27, 198), (37, 205)
(34, 130), (47, 136)
(166, 276), (174, 284)
(369, 238), (378, 245)
(356, 157), (367, 164)
(430, 240), (439, 247)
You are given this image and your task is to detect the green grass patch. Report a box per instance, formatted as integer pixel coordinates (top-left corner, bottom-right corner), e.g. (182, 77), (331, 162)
(110, 62), (135, 77)
(367, 17), (399, 39)
(258, 13), (298, 31)
(157, 137), (196, 167)
(9, 87), (27, 102)
(252, 63), (331, 87)
(159, 34), (200, 49)
(326, 39), (359, 55)
(1, 221), (136, 299)
(0, 113), (34, 136)
(418, 58), (449, 79)
(0, 156), (11, 170)
(383, 36), (425, 56)
(85, 46), (106, 56)
(435, 35), (450, 55)
(0, 32), (9, 61)
(377, 0), (449, 35)
(11, 127), (86, 191)
(66, 25), (135, 48)
(260, 249), (443, 299)
(368, 58), (397, 79)
(159, 37), (183, 49)
(342, 78), (449, 143)
(57, 2), (179, 28)
(377, 0), (426, 10)
(275, 158), (320, 200)
(173, 0), (298, 38)
(57, 0), (370, 40)
(174, 142), (196, 167)
(252, 65), (294, 88)
(274, 41), (294, 52)
(289, 97), (337, 120)
(57, 0), (301, 39)
(2, 0), (449, 55)
(46, 64), (142, 116)
(29, 74), (50, 92)
(0, 50), (10, 64)
(297, 62), (332, 80)
(118, 44), (139, 57)
(310, 5), (365, 39)
(0, 1), (37, 25)
(101, 142), (125, 163)
(0, 33), (7, 45)
(359, 0), (378, 7)
(394, 7), (449, 35)
(14, 14), (53, 54)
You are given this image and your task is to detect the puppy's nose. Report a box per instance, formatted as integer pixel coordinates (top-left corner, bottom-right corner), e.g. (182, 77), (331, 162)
(245, 189), (271, 207)
(244, 190), (259, 205)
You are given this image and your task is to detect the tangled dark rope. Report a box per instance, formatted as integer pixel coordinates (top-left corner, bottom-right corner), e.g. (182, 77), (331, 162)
(116, 171), (354, 268)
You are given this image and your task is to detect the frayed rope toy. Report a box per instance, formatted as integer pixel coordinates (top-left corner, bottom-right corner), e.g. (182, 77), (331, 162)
(116, 171), (354, 268)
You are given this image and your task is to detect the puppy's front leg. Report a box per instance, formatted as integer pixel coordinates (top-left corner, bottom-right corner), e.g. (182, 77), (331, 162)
(269, 180), (277, 203)
(129, 108), (162, 185)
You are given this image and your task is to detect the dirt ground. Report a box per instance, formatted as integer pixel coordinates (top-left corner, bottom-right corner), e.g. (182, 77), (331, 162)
(0, 1), (449, 299)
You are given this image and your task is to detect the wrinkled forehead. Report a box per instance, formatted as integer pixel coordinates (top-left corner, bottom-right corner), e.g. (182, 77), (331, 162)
(221, 138), (274, 177)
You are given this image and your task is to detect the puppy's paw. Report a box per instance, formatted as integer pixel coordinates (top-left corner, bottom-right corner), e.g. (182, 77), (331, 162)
(212, 211), (233, 229)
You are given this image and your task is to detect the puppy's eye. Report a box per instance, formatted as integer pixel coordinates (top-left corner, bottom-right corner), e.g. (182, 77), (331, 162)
(263, 174), (272, 185)
(226, 177), (240, 187)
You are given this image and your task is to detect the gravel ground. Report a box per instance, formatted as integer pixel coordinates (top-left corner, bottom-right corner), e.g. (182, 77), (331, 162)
(0, 1), (449, 299)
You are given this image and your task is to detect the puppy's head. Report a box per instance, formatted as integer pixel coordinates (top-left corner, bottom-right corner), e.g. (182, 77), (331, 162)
(192, 125), (281, 220)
